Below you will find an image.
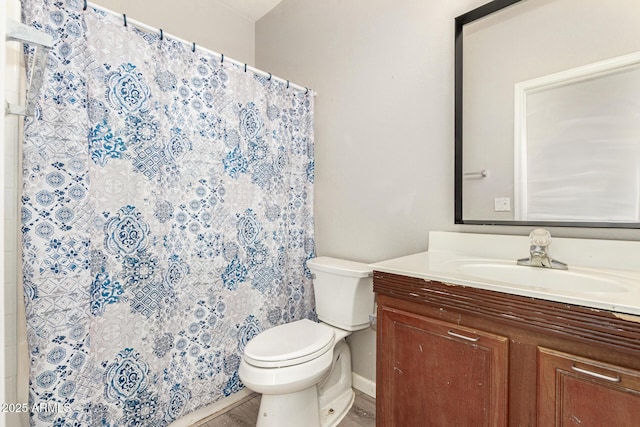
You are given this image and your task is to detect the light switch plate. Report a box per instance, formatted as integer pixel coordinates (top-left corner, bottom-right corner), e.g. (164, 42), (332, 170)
(494, 197), (511, 212)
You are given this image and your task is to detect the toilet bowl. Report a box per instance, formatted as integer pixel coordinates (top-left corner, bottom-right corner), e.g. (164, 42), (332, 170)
(238, 257), (374, 427)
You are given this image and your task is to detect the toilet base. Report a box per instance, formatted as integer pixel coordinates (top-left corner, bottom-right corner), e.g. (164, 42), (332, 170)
(257, 387), (320, 427)
(243, 328), (357, 427)
(320, 388), (355, 427)
(318, 340), (354, 426)
(254, 386), (355, 427)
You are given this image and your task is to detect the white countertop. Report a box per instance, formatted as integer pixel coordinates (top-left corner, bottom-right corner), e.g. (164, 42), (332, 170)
(370, 232), (640, 316)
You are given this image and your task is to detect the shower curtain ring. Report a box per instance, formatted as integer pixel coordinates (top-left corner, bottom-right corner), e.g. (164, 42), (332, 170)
(244, 64), (247, 72)
(123, 14), (127, 27)
(268, 72), (272, 81)
(287, 80), (290, 89)
(159, 29), (163, 40)
(221, 53), (224, 64)
(83, 0), (87, 11)
(305, 87), (309, 94)
(192, 42), (196, 52)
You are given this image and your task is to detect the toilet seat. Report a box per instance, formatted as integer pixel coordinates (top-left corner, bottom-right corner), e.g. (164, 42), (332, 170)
(244, 319), (335, 368)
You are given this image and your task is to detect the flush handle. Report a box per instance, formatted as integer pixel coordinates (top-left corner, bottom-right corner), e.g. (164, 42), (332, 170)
(447, 330), (480, 342)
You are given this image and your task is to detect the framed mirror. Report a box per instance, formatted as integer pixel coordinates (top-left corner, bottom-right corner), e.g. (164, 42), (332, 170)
(455, 0), (640, 228)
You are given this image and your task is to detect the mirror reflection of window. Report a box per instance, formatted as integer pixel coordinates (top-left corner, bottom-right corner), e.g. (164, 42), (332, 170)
(515, 56), (640, 222)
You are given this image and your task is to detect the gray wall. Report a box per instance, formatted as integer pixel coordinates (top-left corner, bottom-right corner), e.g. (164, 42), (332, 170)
(91, 0), (256, 65)
(257, 0), (486, 262)
(256, 0), (488, 387)
(256, 0), (640, 385)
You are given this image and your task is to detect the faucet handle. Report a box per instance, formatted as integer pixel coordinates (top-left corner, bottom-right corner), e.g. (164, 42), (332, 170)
(529, 228), (552, 247)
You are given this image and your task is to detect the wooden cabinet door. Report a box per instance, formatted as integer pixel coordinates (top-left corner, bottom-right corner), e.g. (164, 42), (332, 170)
(377, 305), (509, 427)
(538, 347), (640, 426)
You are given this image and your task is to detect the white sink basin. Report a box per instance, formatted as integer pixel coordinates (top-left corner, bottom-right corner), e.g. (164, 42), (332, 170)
(370, 232), (640, 315)
(455, 262), (631, 294)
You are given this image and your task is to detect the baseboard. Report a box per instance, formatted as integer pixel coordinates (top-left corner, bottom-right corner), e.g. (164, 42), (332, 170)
(168, 388), (254, 427)
(352, 372), (376, 399)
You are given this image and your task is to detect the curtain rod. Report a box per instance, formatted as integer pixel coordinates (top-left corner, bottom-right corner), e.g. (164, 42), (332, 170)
(84, 1), (315, 96)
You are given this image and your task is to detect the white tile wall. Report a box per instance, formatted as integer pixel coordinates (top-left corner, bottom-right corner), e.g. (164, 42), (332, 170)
(1, 11), (6, 426)
(4, 0), (28, 425)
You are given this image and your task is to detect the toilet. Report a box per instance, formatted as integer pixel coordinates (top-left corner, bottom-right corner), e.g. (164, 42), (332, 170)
(238, 256), (374, 427)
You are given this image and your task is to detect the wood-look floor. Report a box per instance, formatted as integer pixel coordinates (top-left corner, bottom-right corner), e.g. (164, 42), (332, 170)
(192, 390), (375, 427)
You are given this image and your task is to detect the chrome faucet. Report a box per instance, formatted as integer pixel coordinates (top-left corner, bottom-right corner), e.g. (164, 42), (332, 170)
(517, 229), (568, 270)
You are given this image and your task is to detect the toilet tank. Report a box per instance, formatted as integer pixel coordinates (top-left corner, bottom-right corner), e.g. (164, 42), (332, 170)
(306, 257), (374, 331)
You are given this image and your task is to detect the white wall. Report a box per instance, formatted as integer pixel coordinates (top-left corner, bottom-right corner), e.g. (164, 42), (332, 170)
(91, 0), (256, 65)
(256, 0), (640, 385)
(4, 0), (25, 424)
(1, 5), (8, 426)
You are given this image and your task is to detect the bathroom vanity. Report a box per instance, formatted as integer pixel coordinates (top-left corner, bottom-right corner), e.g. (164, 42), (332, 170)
(371, 232), (640, 427)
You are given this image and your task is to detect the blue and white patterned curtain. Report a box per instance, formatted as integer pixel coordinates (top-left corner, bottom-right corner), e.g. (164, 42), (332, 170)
(20, 0), (316, 425)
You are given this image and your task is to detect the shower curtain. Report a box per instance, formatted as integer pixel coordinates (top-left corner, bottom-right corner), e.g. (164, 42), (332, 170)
(20, 0), (316, 425)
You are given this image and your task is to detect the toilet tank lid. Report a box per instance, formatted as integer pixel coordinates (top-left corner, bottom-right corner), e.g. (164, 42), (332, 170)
(306, 256), (372, 278)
